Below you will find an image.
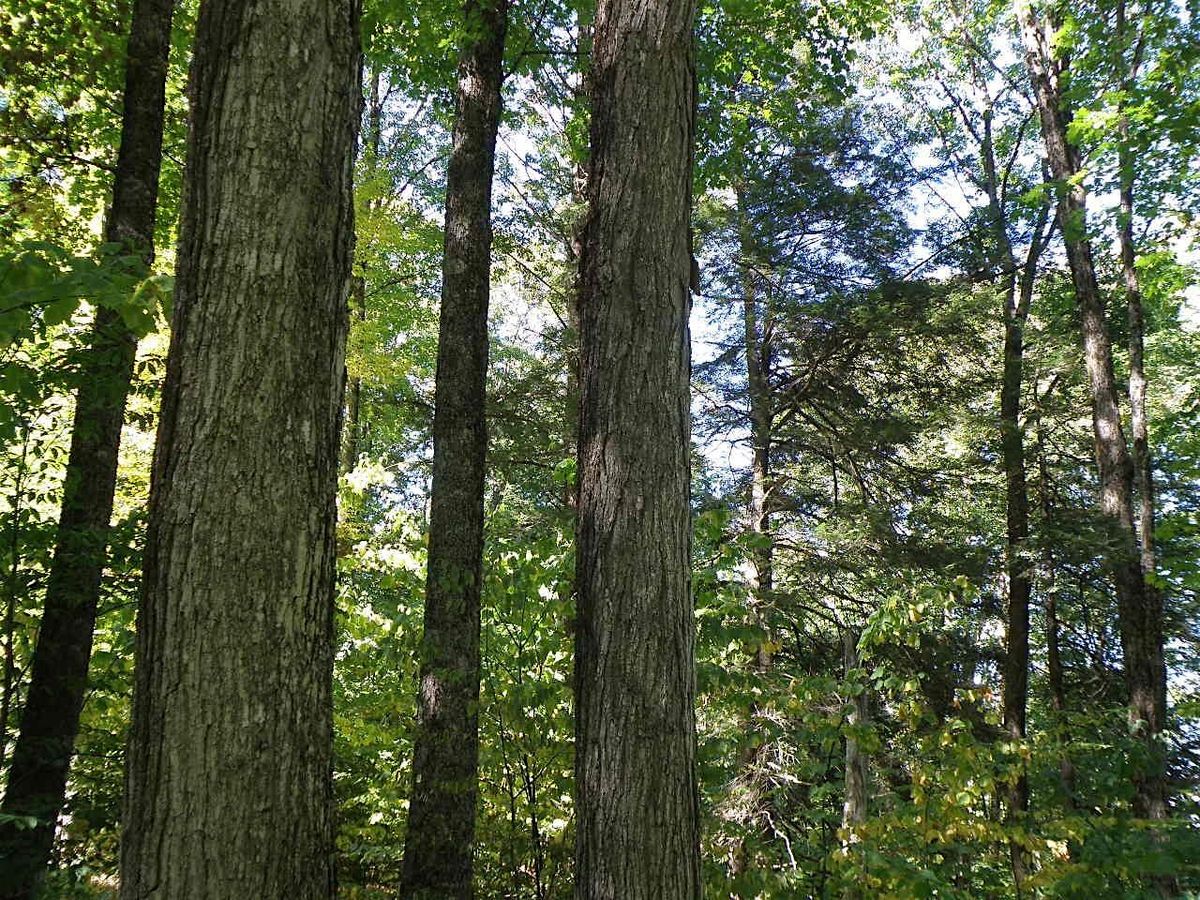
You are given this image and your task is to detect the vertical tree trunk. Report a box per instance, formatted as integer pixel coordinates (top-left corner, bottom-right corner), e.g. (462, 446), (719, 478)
(1017, 0), (1167, 821)
(1118, 147), (1157, 585)
(841, 630), (869, 900)
(118, 0), (360, 896)
(739, 203), (773, 648)
(0, 1), (174, 894)
(728, 191), (777, 879)
(1034, 380), (1077, 806)
(340, 71), (382, 477)
(574, 0), (700, 895)
(1113, 0), (1166, 758)
(986, 112), (1047, 889)
(340, 274), (366, 476)
(400, 2), (507, 895)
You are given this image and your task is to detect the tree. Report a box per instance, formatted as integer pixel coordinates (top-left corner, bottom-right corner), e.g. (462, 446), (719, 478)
(400, 0), (508, 895)
(0, 0), (175, 894)
(1017, 0), (1168, 822)
(117, 0), (360, 896)
(573, 0), (701, 895)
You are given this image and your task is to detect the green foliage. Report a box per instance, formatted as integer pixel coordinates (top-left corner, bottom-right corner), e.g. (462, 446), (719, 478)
(2, 0), (1199, 896)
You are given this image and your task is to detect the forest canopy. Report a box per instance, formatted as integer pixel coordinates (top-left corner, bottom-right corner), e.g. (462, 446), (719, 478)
(1, 0), (1199, 896)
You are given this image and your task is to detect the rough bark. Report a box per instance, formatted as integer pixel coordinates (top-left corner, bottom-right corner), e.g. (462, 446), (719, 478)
(573, 0), (701, 895)
(1017, 0), (1167, 821)
(400, 2), (507, 896)
(118, 1), (360, 897)
(0, 0), (174, 894)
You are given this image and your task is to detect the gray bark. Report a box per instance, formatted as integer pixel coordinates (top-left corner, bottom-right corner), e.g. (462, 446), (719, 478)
(118, 0), (361, 897)
(573, 0), (701, 895)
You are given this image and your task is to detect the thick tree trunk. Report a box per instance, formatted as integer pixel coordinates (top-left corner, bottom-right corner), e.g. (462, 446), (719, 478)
(1017, 0), (1167, 821)
(118, 1), (360, 897)
(573, 0), (701, 895)
(400, 2), (507, 896)
(0, 1), (174, 894)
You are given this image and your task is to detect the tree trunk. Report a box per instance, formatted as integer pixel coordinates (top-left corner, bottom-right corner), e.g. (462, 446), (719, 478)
(118, 1), (360, 897)
(400, 2), (507, 896)
(1017, 0), (1167, 821)
(1034, 380), (1077, 806)
(339, 70), (381, 477)
(986, 109), (1047, 891)
(841, 630), (869, 900)
(0, 1), (174, 894)
(340, 274), (366, 476)
(739, 202), (773, 651)
(573, 0), (700, 895)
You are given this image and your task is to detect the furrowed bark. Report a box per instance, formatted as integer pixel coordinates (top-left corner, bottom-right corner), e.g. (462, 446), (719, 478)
(400, 1), (507, 896)
(1017, 0), (1167, 823)
(573, 0), (701, 895)
(0, 0), (174, 894)
(118, 0), (360, 896)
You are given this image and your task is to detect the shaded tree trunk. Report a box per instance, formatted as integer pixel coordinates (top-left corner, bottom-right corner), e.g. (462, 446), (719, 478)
(739, 202), (773, 651)
(1017, 0), (1167, 822)
(1113, 8), (1166, 784)
(841, 630), (869, 900)
(1034, 379), (1077, 807)
(118, 0), (360, 897)
(340, 274), (366, 476)
(573, 0), (700, 895)
(985, 109), (1049, 890)
(0, 1), (174, 894)
(400, 1), (507, 895)
(340, 70), (382, 477)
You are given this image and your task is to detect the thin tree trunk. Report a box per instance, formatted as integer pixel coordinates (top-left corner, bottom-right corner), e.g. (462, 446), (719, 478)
(400, 1), (507, 895)
(573, 0), (701, 895)
(841, 630), (869, 900)
(1017, 0), (1167, 821)
(728, 190), (777, 879)
(1033, 378), (1077, 805)
(1114, 0), (1166, 762)
(986, 108), (1048, 890)
(0, 1), (175, 894)
(739, 201), (773, 648)
(339, 70), (382, 477)
(0, 426), (30, 785)
(118, 0), (360, 896)
(340, 274), (366, 476)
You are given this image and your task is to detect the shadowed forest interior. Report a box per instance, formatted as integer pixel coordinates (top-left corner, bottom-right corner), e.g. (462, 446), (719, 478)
(1, 0), (1199, 896)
